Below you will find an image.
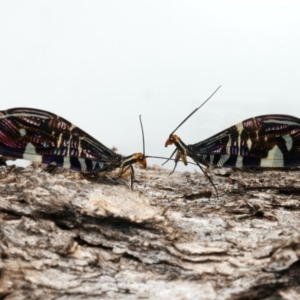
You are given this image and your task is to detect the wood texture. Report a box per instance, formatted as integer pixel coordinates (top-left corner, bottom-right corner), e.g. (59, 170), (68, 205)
(1, 162), (300, 299)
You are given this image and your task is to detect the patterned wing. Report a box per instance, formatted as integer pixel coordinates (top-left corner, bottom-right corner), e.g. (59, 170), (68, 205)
(0, 107), (122, 172)
(188, 114), (300, 168)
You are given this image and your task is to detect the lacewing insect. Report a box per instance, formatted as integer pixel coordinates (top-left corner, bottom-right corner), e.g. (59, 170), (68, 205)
(0, 108), (147, 188)
(165, 86), (300, 197)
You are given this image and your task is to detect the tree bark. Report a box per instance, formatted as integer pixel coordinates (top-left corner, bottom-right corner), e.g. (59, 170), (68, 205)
(0, 162), (300, 299)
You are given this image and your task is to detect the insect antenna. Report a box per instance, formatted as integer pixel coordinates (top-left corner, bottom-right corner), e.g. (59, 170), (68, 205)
(124, 115), (146, 189)
(146, 155), (198, 166)
(170, 85), (222, 135)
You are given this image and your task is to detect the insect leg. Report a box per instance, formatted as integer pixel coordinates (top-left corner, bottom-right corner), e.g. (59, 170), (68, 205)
(195, 162), (219, 199)
(169, 150), (182, 175)
(119, 165), (136, 189)
(169, 161), (178, 175)
(162, 148), (177, 166)
(130, 165), (135, 189)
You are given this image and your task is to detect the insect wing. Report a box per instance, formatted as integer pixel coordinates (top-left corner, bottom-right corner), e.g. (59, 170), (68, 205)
(0, 108), (121, 172)
(188, 114), (300, 168)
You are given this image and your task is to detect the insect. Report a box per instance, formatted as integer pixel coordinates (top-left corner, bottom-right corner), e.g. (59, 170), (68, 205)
(165, 86), (300, 197)
(0, 107), (147, 188)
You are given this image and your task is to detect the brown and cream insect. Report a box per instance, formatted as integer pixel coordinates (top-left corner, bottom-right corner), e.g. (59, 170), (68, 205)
(0, 108), (147, 187)
(165, 87), (300, 196)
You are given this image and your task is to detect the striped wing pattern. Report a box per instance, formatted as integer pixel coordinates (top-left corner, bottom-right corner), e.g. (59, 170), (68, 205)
(188, 115), (300, 168)
(0, 108), (122, 172)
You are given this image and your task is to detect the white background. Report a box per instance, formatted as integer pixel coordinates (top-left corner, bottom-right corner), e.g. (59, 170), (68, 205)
(1, 0), (300, 172)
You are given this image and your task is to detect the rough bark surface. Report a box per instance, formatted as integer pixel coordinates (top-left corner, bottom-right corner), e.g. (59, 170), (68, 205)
(1, 161), (300, 300)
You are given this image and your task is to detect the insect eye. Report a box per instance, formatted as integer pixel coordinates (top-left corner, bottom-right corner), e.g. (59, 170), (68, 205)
(170, 137), (174, 142)
(139, 156), (144, 161)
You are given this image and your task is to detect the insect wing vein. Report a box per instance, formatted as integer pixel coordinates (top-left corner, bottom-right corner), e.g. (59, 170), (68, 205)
(0, 108), (121, 172)
(189, 114), (300, 168)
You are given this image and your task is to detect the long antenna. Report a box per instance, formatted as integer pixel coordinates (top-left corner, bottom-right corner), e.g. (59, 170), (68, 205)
(146, 155), (198, 166)
(170, 85), (222, 135)
(139, 115), (145, 155)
